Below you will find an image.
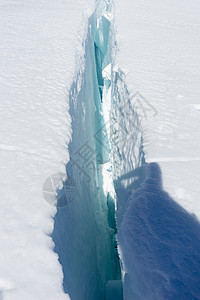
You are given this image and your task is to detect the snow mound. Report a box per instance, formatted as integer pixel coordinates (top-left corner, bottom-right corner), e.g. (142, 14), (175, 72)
(118, 163), (200, 299)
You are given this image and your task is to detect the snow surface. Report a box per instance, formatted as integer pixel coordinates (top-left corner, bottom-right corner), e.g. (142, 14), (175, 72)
(0, 0), (93, 299)
(115, 0), (200, 214)
(1, 0), (200, 299)
(114, 0), (200, 298)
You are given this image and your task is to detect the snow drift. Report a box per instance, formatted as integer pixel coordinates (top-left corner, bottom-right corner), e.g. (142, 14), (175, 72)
(118, 162), (200, 299)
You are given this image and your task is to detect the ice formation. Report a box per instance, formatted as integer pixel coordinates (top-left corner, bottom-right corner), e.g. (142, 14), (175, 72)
(53, 1), (122, 299)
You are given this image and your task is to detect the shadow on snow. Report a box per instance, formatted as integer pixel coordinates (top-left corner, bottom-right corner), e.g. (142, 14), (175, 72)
(117, 162), (200, 300)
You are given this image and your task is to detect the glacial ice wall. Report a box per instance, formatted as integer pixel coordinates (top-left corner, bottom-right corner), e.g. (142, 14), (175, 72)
(52, 1), (122, 299)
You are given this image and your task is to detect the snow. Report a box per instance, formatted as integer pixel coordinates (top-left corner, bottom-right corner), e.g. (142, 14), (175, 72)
(114, 0), (200, 213)
(1, 0), (200, 299)
(0, 0), (93, 299)
(118, 163), (200, 299)
(114, 0), (200, 298)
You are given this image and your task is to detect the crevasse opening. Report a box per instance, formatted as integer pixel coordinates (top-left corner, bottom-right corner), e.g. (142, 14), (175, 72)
(52, 1), (123, 299)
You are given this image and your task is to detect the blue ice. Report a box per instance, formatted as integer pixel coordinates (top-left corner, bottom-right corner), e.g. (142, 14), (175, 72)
(52, 1), (122, 300)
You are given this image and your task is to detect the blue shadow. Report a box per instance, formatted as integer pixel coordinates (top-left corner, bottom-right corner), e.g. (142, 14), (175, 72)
(117, 162), (200, 299)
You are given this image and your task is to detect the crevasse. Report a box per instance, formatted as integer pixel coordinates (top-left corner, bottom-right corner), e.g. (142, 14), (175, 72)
(53, 1), (200, 299)
(52, 1), (123, 299)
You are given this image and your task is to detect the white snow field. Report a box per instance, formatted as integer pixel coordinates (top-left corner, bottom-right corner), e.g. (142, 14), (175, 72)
(114, 0), (200, 215)
(1, 0), (200, 299)
(0, 0), (93, 299)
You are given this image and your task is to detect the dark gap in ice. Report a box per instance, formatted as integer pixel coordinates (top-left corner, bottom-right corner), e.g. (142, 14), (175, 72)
(94, 42), (104, 101)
